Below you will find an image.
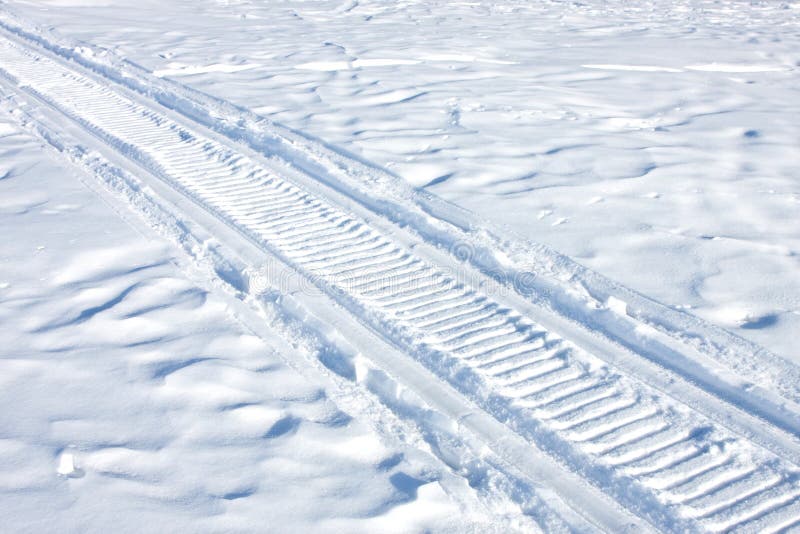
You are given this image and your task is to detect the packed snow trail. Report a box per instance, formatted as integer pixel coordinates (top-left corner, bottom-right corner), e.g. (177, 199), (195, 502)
(1, 27), (799, 533)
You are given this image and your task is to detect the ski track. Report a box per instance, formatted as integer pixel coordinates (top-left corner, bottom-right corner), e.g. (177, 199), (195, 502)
(1, 28), (799, 533)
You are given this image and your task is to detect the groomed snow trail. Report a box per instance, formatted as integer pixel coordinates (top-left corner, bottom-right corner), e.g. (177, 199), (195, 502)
(1, 27), (799, 533)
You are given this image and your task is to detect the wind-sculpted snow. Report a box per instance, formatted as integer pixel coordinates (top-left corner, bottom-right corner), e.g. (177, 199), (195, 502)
(8, 0), (797, 360)
(2, 25), (800, 531)
(0, 116), (499, 533)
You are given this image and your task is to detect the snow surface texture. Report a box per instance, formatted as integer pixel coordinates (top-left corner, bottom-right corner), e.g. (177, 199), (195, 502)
(1, 1), (799, 532)
(0, 116), (499, 533)
(10, 0), (797, 361)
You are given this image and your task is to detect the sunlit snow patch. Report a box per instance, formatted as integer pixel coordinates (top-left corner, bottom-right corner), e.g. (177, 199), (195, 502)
(295, 60), (351, 71)
(154, 62), (260, 77)
(582, 64), (683, 72)
(56, 452), (83, 478)
(685, 63), (789, 72)
(420, 53), (517, 65)
(296, 59), (421, 71)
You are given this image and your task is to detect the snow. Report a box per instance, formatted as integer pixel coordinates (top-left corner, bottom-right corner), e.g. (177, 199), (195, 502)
(9, 0), (796, 361)
(0, 115), (498, 532)
(153, 62), (262, 78)
(1, 0), (799, 531)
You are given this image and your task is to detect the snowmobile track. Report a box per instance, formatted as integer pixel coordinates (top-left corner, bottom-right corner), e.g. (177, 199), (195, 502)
(1, 23), (800, 533)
